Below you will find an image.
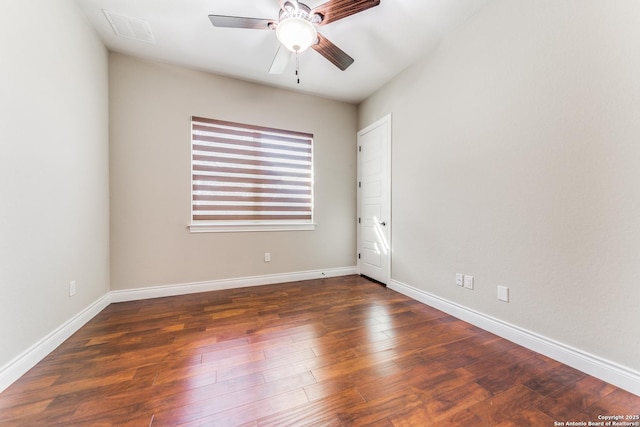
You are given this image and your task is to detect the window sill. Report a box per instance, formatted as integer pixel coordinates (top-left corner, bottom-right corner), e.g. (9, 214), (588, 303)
(188, 223), (317, 233)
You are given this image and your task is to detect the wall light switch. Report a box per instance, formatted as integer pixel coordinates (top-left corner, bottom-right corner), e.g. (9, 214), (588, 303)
(264, 252), (271, 262)
(456, 273), (464, 287)
(463, 275), (474, 290)
(498, 285), (509, 302)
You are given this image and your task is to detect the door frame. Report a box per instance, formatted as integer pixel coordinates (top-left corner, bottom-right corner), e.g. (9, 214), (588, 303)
(357, 113), (392, 284)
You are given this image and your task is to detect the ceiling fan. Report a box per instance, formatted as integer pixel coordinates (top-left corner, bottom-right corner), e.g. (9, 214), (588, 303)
(209, 0), (381, 74)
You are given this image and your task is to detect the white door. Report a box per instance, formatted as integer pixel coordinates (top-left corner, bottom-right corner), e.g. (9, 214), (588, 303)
(357, 114), (391, 284)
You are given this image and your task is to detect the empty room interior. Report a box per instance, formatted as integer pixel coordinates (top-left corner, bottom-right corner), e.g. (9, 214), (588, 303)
(1, 0), (639, 425)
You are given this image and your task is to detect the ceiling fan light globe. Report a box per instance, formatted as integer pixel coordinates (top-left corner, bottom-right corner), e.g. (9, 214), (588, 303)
(276, 17), (317, 53)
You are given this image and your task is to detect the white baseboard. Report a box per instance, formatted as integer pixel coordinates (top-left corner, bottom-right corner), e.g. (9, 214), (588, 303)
(0, 293), (111, 394)
(110, 266), (358, 303)
(389, 279), (640, 397)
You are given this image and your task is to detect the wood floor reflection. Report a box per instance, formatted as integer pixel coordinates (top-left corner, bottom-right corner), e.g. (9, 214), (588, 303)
(0, 275), (638, 426)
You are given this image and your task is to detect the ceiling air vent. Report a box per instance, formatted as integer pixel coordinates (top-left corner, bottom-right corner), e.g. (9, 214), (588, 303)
(103, 10), (155, 44)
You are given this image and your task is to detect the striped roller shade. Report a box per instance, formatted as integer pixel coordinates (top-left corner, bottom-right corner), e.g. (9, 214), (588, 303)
(191, 116), (313, 223)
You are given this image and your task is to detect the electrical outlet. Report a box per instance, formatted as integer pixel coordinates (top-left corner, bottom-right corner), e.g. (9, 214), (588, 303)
(455, 273), (464, 287)
(463, 275), (474, 290)
(498, 285), (509, 302)
(69, 281), (77, 297)
(264, 252), (271, 262)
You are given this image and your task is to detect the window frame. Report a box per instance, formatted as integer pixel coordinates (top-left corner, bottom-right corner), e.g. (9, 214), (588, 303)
(188, 116), (316, 233)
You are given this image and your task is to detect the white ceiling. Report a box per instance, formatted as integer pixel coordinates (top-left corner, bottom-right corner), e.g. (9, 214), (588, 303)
(75, 0), (490, 104)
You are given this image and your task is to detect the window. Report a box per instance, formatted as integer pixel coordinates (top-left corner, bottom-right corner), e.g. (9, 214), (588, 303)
(190, 116), (314, 232)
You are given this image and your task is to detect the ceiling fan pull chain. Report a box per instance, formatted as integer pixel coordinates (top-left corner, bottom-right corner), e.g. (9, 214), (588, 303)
(296, 51), (300, 84)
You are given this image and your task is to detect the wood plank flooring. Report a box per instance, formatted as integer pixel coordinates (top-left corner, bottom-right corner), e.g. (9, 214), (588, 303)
(0, 275), (638, 426)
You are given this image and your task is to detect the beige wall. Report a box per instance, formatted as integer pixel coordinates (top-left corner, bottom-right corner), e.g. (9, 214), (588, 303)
(359, 0), (640, 371)
(0, 1), (109, 368)
(109, 53), (358, 290)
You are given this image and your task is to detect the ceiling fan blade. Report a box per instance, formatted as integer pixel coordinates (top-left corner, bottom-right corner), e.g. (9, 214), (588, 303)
(208, 15), (276, 30)
(311, 33), (354, 71)
(269, 45), (293, 74)
(311, 0), (380, 26)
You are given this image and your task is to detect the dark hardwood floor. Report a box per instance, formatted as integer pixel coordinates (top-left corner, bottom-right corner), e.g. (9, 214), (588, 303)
(0, 275), (638, 426)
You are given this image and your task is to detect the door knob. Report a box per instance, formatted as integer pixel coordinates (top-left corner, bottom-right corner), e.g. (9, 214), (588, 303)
(379, 221), (386, 226)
